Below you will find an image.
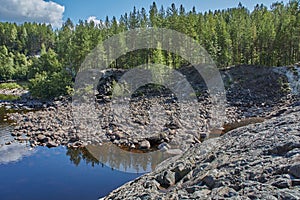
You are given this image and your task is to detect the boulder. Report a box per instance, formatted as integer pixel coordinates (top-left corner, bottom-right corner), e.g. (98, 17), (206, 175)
(139, 140), (151, 150)
(289, 163), (300, 178)
(155, 170), (176, 188)
(37, 134), (49, 143)
(46, 141), (58, 148)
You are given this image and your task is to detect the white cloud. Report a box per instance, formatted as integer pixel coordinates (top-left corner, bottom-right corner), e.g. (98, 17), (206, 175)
(87, 16), (102, 26)
(0, 0), (65, 28)
(0, 143), (36, 164)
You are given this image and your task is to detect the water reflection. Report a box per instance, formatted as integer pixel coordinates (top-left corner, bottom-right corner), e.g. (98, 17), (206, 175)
(0, 125), (36, 165)
(0, 146), (141, 200)
(66, 143), (173, 173)
(0, 142), (35, 164)
(66, 147), (100, 167)
(86, 143), (171, 173)
(0, 105), (172, 172)
(1, 130), (170, 173)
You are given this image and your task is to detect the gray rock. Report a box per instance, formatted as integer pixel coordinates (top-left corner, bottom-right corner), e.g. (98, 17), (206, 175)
(166, 149), (183, 155)
(158, 142), (170, 151)
(211, 187), (238, 198)
(291, 179), (300, 186)
(279, 190), (300, 200)
(139, 140), (151, 150)
(271, 178), (291, 189)
(172, 162), (192, 183)
(202, 175), (215, 189)
(286, 149), (300, 157)
(46, 141), (58, 148)
(37, 134), (49, 143)
(289, 163), (300, 178)
(103, 105), (300, 200)
(143, 180), (160, 189)
(155, 170), (175, 188)
(114, 131), (126, 139)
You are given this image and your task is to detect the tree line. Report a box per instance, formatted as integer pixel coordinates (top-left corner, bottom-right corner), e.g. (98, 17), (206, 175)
(0, 1), (299, 98)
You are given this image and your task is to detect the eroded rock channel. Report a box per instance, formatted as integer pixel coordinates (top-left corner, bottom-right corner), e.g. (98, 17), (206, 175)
(3, 65), (300, 199)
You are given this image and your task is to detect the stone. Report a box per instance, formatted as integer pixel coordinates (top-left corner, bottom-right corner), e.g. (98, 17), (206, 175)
(271, 178), (291, 189)
(6, 67), (300, 199)
(172, 162), (192, 183)
(155, 170), (176, 188)
(11, 132), (17, 136)
(286, 149), (300, 157)
(139, 140), (151, 150)
(115, 131), (126, 139)
(269, 142), (300, 155)
(202, 175), (215, 189)
(37, 134), (47, 142)
(143, 180), (160, 189)
(211, 187), (238, 198)
(166, 119), (181, 129)
(158, 142), (170, 151)
(291, 179), (300, 186)
(166, 149), (183, 155)
(137, 193), (152, 200)
(289, 163), (300, 178)
(279, 190), (300, 200)
(46, 141), (58, 148)
(199, 132), (208, 140)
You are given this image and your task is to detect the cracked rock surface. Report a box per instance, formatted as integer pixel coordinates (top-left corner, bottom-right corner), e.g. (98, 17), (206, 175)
(103, 105), (300, 200)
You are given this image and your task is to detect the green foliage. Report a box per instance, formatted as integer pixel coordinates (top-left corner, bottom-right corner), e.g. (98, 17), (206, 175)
(13, 52), (29, 80)
(0, 94), (20, 101)
(0, 82), (22, 89)
(0, 45), (29, 81)
(0, 1), (299, 99)
(29, 71), (72, 99)
(28, 48), (61, 79)
(28, 48), (72, 99)
(0, 45), (14, 80)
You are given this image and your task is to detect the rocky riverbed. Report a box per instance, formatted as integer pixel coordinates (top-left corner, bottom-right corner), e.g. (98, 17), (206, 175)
(7, 65), (299, 151)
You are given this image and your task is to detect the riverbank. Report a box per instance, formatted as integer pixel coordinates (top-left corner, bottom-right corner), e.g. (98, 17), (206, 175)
(5, 65), (299, 151)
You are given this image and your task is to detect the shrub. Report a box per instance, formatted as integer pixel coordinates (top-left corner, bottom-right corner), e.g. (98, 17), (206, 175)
(0, 82), (22, 89)
(29, 71), (72, 99)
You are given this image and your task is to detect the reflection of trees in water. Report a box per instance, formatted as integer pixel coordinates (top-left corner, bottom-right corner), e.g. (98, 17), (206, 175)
(86, 143), (170, 173)
(66, 147), (100, 167)
(66, 143), (170, 173)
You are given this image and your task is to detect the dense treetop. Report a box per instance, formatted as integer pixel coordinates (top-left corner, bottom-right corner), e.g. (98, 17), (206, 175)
(0, 1), (299, 98)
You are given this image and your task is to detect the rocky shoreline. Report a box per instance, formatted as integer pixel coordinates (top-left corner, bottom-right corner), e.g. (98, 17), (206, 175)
(6, 65), (298, 150)
(102, 104), (300, 200)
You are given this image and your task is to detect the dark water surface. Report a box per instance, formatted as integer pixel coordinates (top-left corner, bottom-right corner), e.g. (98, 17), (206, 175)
(0, 142), (144, 200)
(0, 105), (144, 200)
(0, 144), (142, 200)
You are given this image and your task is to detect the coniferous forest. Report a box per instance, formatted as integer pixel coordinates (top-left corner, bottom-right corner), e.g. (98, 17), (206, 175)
(0, 1), (299, 98)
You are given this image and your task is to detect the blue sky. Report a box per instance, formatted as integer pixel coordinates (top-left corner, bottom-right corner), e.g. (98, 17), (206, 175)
(55, 0), (289, 23)
(0, 0), (290, 28)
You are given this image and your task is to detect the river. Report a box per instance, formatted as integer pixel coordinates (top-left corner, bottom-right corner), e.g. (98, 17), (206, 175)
(0, 106), (145, 200)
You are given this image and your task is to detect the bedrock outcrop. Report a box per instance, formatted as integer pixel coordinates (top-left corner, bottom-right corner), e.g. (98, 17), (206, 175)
(103, 105), (300, 200)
